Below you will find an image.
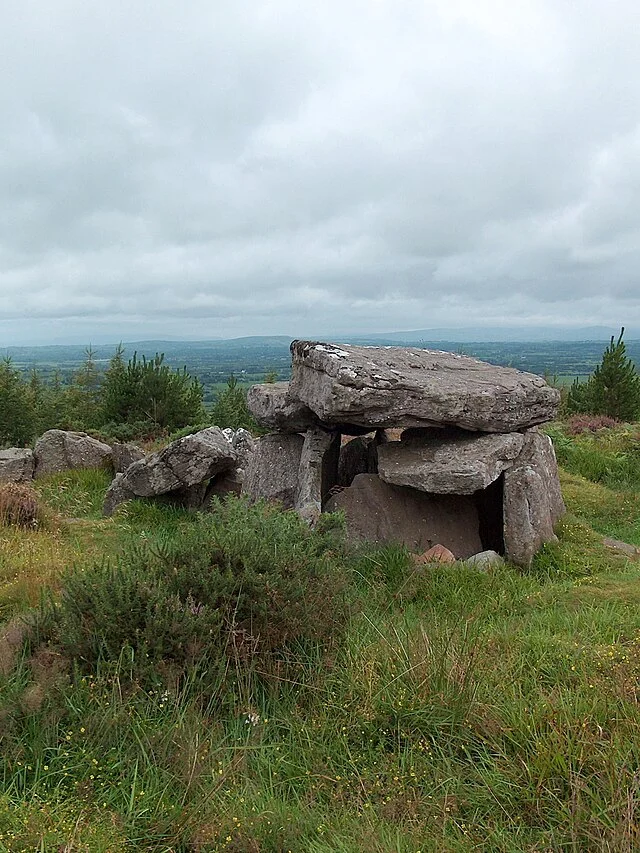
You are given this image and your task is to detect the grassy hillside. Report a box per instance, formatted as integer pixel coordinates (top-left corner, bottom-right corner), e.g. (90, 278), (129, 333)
(1, 425), (640, 851)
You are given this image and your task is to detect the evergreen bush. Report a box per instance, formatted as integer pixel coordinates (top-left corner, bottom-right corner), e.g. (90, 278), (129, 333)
(566, 328), (640, 421)
(0, 359), (36, 446)
(210, 375), (256, 431)
(101, 347), (205, 432)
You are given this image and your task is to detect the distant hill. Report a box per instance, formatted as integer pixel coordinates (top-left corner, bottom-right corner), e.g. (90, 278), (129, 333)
(352, 326), (640, 344)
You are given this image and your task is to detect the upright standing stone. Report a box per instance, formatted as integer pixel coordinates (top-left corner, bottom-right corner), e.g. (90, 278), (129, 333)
(242, 433), (304, 509)
(295, 428), (340, 525)
(325, 474), (483, 557)
(503, 430), (565, 567)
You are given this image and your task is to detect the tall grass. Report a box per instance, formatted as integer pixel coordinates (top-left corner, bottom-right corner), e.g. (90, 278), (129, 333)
(547, 422), (640, 491)
(3, 438), (640, 849)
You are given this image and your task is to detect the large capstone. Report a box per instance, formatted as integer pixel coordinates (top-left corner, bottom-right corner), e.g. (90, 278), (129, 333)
(325, 474), (483, 558)
(288, 341), (560, 432)
(378, 429), (525, 494)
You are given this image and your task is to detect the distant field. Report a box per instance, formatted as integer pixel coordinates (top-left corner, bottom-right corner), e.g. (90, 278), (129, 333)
(3, 337), (639, 402)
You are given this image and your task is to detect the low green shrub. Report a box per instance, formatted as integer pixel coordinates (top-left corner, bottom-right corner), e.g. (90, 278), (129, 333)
(97, 420), (163, 442)
(41, 497), (350, 687)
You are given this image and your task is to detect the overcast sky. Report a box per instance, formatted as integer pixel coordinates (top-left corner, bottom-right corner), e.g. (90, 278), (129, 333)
(1, 0), (640, 344)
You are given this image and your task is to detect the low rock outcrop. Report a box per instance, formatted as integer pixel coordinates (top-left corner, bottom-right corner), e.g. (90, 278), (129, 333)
(103, 427), (237, 516)
(0, 448), (35, 483)
(34, 430), (113, 479)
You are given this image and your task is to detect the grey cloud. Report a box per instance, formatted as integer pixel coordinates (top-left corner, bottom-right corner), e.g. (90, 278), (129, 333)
(1, 0), (640, 344)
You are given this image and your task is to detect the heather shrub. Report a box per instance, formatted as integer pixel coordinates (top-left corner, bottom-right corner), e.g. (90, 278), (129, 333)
(43, 497), (349, 686)
(0, 483), (45, 529)
(566, 414), (620, 435)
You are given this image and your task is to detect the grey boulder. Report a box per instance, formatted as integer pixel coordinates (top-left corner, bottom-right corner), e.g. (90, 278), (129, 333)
(110, 442), (146, 474)
(247, 382), (318, 432)
(289, 340), (560, 432)
(378, 430), (525, 494)
(103, 427), (237, 515)
(465, 550), (505, 571)
(34, 430), (113, 479)
(0, 448), (35, 483)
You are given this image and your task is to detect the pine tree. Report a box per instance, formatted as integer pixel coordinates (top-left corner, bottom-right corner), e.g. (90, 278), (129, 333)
(101, 347), (205, 433)
(211, 375), (256, 431)
(566, 328), (640, 421)
(0, 358), (36, 446)
(64, 346), (103, 429)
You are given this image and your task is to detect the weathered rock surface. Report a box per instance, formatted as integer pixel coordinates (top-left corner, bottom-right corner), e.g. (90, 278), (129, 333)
(0, 448), (35, 483)
(110, 442), (146, 474)
(378, 430), (525, 494)
(325, 474), (483, 557)
(247, 382), (319, 432)
(242, 433), (304, 509)
(602, 537), (640, 559)
(294, 428), (340, 525)
(289, 341), (560, 432)
(465, 550), (505, 571)
(103, 427), (236, 515)
(337, 434), (380, 487)
(103, 473), (136, 517)
(34, 430), (113, 479)
(221, 427), (255, 465)
(503, 430), (565, 567)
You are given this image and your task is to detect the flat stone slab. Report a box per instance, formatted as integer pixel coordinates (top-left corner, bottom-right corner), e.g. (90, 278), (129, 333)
(325, 474), (482, 558)
(289, 341), (560, 432)
(378, 430), (524, 494)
